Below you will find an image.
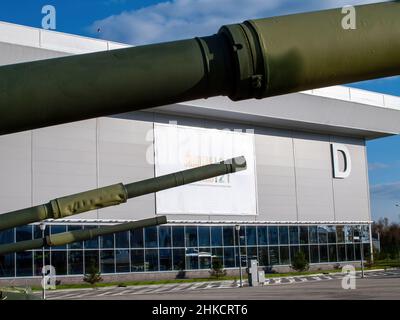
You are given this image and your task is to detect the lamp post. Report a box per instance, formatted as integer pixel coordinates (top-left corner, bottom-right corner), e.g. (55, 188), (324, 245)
(356, 226), (365, 279)
(235, 225), (243, 288)
(39, 222), (46, 300)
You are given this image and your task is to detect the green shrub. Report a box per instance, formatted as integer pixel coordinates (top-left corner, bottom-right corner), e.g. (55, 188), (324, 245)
(83, 260), (103, 288)
(291, 251), (309, 272)
(209, 257), (227, 279)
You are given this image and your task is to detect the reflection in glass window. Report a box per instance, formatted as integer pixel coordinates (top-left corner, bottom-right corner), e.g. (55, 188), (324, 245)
(84, 226), (99, 249)
(247, 246), (257, 262)
(362, 225), (370, 243)
(337, 244), (346, 262)
(327, 226), (337, 243)
(245, 227), (256, 246)
(344, 226), (354, 243)
(279, 227), (289, 245)
(100, 233), (114, 249)
(51, 251), (67, 276)
(159, 249), (172, 271)
(159, 226), (171, 248)
(319, 245), (328, 262)
(363, 244), (371, 260)
(336, 226), (345, 243)
(68, 226), (83, 249)
(346, 244), (355, 261)
(51, 225), (67, 249)
(173, 249), (185, 270)
(16, 225), (32, 242)
(224, 247), (235, 268)
(101, 250), (115, 274)
(318, 226), (328, 244)
(280, 246), (290, 265)
(354, 244), (361, 260)
(16, 252), (33, 277)
(309, 226), (318, 244)
(199, 253), (212, 269)
(145, 249), (159, 271)
(223, 226), (235, 246)
(290, 246), (299, 264)
(269, 246), (279, 265)
(289, 226), (299, 245)
(145, 227), (158, 248)
(300, 246), (310, 262)
(130, 228), (144, 248)
(328, 245), (337, 262)
(0, 229), (14, 244)
(268, 227), (278, 245)
(310, 245), (319, 263)
(185, 227), (198, 248)
(172, 226), (185, 248)
(115, 231), (130, 249)
(300, 226), (309, 244)
(198, 227), (210, 247)
(84, 250), (99, 274)
(68, 251), (83, 275)
(0, 253), (15, 277)
(131, 250), (144, 272)
(257, 227), (268, 246)
(116, 250), (130, 273)
(34, 224), (49, 246)
(211, 227), (223, 247)
(186, 254), (198, 270)
(258, 247), (269, 267)
(34, 251), (50, 276)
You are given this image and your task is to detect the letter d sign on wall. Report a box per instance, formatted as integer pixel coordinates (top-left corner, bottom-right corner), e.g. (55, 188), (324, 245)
(331, 144), (351, 179)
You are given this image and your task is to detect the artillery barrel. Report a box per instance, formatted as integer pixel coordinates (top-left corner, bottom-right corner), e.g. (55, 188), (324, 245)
(0, 2), (399, 135)
(0, 156), (246, 231)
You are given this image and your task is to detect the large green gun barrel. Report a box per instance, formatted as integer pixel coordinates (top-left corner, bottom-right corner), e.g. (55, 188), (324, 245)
(0, 216), (167, 255)
(0, 156), (246, 232)
(0, 2), (399, 135)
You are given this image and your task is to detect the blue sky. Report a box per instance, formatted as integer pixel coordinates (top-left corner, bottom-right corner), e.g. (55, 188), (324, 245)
(0, 0), (399, 222)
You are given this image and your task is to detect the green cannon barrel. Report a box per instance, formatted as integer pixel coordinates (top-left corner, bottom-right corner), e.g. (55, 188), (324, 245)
(0, 2), (399, 135)
(0, 156), (246, 231)
(0, 216), (167, 255)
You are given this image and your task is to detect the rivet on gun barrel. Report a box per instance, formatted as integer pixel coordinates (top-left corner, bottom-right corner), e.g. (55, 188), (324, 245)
(0, 2), (399, 135)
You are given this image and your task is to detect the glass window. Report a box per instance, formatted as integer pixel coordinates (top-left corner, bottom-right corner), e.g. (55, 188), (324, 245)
(130, 228), (144, 248)
(211, 227), (223, 247)
(145, 249), (159, 271)
(100, 234), (114, 249)
(300, 245), (310, 262)
(223, 247), (235, 268)
(16, 225), (32, 242)
(185, 227), (198, 248)
(159, 249), (172, 271)
(212, 247), (223, 263)
(67, 225), (83, 249)
(362, 225), (370, 243)
(354, 244), (361, 260)
(50, 225), (67, 249)
(309, 226), (318, 244)
(280, 246), (290, 265)
(84, 226), (99, 249)
(328, 245), (337, 262)
(327, 226), (337, 244)
(115, 231), (130, 249)
(269, 246), (279, 265)
(34, 251), (50, 276)
(344, 226), (354, 243)
(51, 251), (67, 276)
(186, 254), (198, 270)
(258, 247), (269, 267)
(300, 226), (309, 244)
(245, 227), (256, 246)
(68, 251), (83, 275)
(223, 226), (235, 246)
(173, 226), (185, 247)
(131, 250), (144, 272)
(310, 245), (319, 263)
(84, 250), (100, 274)
(336, 226), (345, 243)
(318, 226), (328, 244)
(198, 227), (210, 247)
(0, 228), (14, 244)
(116, 249), (130, 273)
(0, 253), (15, 277)
(346, 244), (355, 261)
(34, 224), (49, 241)
(101, 250), (115, 274)
(257, 227), (268, 246)
(289, 226), (299, 244)
(363, 244), (371, 260)
(247, 246), (257, 262)
(145, 226), (158, 248)
(279, 226), (289, 245)
(290, 246), (299, 264)
(173, 249), (185, 270)
(338, 244), (346, 262)
(268, 226), (278, 245)
(319, 245), (328, 262)
(199, 252), (212, 270)
(16, 252), (32, 277)
(238, 227), (246, 246)
(158, 226), (171, 248)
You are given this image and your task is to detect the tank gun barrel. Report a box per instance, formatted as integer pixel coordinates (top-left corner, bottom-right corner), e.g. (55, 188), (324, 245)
(0, 2), (399, 135)
(0, 156), (246, 231)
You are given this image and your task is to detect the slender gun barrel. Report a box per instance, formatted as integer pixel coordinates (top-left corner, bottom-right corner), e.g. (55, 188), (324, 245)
(0, 216), (167, 256)
(0, 2), (399, 135)
(0, 156), (246, 231)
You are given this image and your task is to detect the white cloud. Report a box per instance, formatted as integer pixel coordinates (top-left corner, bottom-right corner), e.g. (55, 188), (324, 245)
(91, 0), (387, 45)
(371, 181), (400, 200)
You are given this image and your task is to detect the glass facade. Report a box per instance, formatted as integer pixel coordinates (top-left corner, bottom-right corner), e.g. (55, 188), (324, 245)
(0, 224), (371, 278)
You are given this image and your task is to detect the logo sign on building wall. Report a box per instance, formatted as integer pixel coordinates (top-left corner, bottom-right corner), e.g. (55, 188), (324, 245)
(154, 123), (257, 215)
(331, 143), (352, 179)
